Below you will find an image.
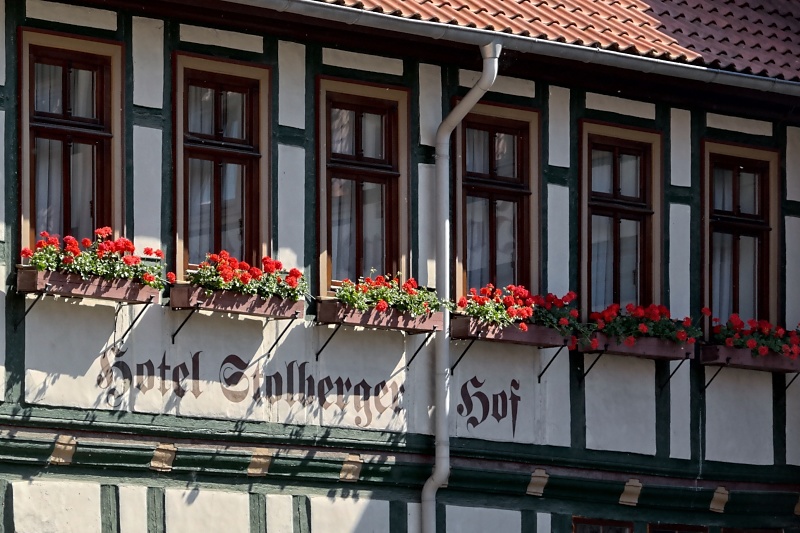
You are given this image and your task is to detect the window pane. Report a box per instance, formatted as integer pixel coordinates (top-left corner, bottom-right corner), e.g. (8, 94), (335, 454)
(740, 171), (758, 215)
(188, 158), (214, 265)
(70, 142), (95, 239)
(188, 86), (214, 135)
(495, 132), (517, 179)
(466, 128), (490, 175)
(713, 167), (733, 211)
(70, 68), (96, 119)
(466, 196), (490, 289)
(220, 163), (244, 260)
(619, 218), (640, 308)
(591, 215), (614, 311)
(222, 91), (245, 140)
(362, 112), (384, 159)
(712, 232), (734, 320)
(591, 149), (613, 194)
(331, 178), (356, 281)
(619, 153), (640, 197)
(495, 200), (516, 287)
(34, 63), (63, 114)
(34, 137), (64, 236)
(362, 182), (385, 276)
(331, 108), (355, 155)
(739, 235), (758, 322)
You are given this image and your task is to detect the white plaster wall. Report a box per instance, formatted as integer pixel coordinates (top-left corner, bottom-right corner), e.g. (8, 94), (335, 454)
(132, 18), (164, 109)
(670, 108), (691, 187)
(547, 184), (570, 296)
(707, 113), (772, 137)
(278, 41), (306, 129)
(26, 0), (117, 30)
(537, 513), (551, 533)
(787, 216), (800, 328)
(535, 346), (570, 446)
(417, 163), (436, 287)
(446, 505), (520, 533)
(0, 264), (6, 400)
(166, 488), (249, 533)
(0, 1), (6, 86)
(786, 372), (800, 465)
(277, 144), (305, 268)
(407, 502), (420, 533)
(787, 127), (800, 201)
(309, 496), (390, 533)
(669, 203), (691, 319)
(669, 358), (691, 459)
(548, 86), (570, 168)
(118, 485), (148, 533)
(0, 112), (5, 242)
(459, 70), (535, 98)
(451, 341), (537, 444)
(705, 367), (773, 464)
(418, 64), (442, 147)
(266, 495), (294, 533)
(133, 126), (163, 253)
(180, 24), (263, 53)
(322, 48), (403, 76)
(13, 480), (101, 533)
(585, 93), (655, 120)
(585, 355), (656, 455)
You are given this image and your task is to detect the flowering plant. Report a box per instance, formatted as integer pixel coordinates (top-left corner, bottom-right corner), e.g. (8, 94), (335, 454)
(588, 303), (703, 348)
(20, 227), (170, 290)
(710, 313), (800, 359)
(187, 250), (307, 301)
(454, 284), (534, 330)
(335, 275), (441, 316)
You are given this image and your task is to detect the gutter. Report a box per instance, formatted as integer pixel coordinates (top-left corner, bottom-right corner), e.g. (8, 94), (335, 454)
(229, 0), (800, 96)
(420, 41), (501, 533)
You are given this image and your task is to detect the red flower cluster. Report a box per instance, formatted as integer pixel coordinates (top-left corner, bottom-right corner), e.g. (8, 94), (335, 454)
(712, 313), (800, 358)
(588, 302), (701, 347)
(456, 284), (535, 330)
(336, 275), (440, 316)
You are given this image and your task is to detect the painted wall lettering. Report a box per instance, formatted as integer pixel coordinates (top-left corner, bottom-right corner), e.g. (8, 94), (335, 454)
(456, 376), (521, 436)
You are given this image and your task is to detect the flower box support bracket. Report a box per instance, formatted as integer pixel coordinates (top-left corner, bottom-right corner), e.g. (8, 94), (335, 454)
(171, 303), (201, 344)
(107, 295), (154, 350)
(14, 283), (52, 331)
(405, 328), (436, 370)
(786, 372), (800, 391)
(578, 347), (608, 383)
(537, 342), (569, 383)
(265, 312), (300, 359)
(703, 364), (727, 392)
(450, 339), (477, 372)
(315, 323), (343, 361)
(658, 353), (692, 391)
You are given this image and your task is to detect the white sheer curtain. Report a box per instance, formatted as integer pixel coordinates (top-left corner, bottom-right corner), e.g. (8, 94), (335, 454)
(35, 137), (63, 236)
(713, 167), (733, 210)
(188, 86), (213, 135)
(619, 153), (640, 197)
(712, 232), (733, 320)
(221, 163), (243, 260)
(738, 235), (758, 321)
(740, 171), (758, 214)
(188, 158), (213, 264)
(70, 68), (95, 119)
(466, 128), (489, 174)
(495, 133), (516, 178)
(591, 150), (613, 194)
(591, 214), (613, 311)
(331, 178), (356, 281)
(619, 219), (640, 308)
(331, 108), (355, 155)
(466, 196), (490, 289)
(362, 182), (384, 276)
(222, 91), (245, 140)
(70, 142), (95, 238)
(495, 200), (516, 287)
(362, 113), (384, 159)
(34, 63), (62, 114)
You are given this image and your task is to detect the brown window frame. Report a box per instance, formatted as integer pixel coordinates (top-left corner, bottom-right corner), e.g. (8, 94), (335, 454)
(460, 113), (531, 290)
(587, 134), (653, 312)
(324, 92), (400, 287)
(708, 153), (770, 319)
(573, 517), (634, 532)
(181, 68), (262, 270)
(27, 44), (112, 243)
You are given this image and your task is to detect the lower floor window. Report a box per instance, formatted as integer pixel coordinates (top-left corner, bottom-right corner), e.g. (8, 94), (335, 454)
(590, 212), (642, 312)
(465, 195), (518, 289)
(574, 519), (632, 533)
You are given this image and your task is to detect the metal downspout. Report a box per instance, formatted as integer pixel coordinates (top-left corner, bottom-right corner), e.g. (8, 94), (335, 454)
(421, 41), (502, 533)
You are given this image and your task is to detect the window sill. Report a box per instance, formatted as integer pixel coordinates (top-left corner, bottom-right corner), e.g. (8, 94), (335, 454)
(169, 284), (303, 319)
(580, 333), (695, 362)
(450, 316), (567, 347)
(699, 345), (800, 373)
(16, 266), (158, 304)
(315, 299), (442, 334)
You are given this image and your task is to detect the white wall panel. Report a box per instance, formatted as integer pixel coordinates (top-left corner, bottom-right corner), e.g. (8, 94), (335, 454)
(786, 216), (800, 328)
(788, 128), (800, 201)
(180, 24), (263, 53)
(418, 64), (442, 147)
(459, 70), (535, 98)
(132, 18), (164, 109)
(669, 203), (691, 319)
(547, 184), (570, 296)
(537, 513), (551, 533)
(13, 480), (101, 533)
(278, 41), (306, 129)
(119, 486), (148, 533)
(309, 496), (390, 533)
(277, 144), (305, 268)
(670, 109), (691, 187)
(669, 358), (691, 459)
(786, 372), (800, 465)
(707, 113), (772, 136)
(27, 0), (116, 30)
(166, 488), (249, 533)
(586, 93), (655, 120)
(133, 126), (163, 253)
(548, 86), (570, 168)
(266, 495), (294, 533)
(417, 163), (436, 287)
(323, 48), (402, 76)
(446, 505), (520, 533)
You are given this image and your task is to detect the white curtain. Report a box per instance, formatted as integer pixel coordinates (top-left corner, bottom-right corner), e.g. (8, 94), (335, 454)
(738, 235), (757, 321)
(34, 63), (62, 114)
(712, 232), (733, 320)
(188, 158), (213, 264)
(70, 142), (95, 238)
(466, 128), (489, 174)
(331, 178), (355, 281)
(466, 196), (490, 289)
(70, 67), (95, 119)
(188, 86), (214, 135)
(591, 150), (613, 194)
(331, 108), (355, 156)
(220, 163), (243, 260)
(591, 214), (613, 311)
(619, 153), (639, 197)
(619, 218), (640, 308)
(740, 170), (758, 214)
(35, 137), (63, 236)
(713, 167), (733, 211)
(362, 182), (384, 276)
(362, 113), (384, 159)
(495, 200), (516, 287)
(222, 90), (245, 140)
(495, 132), (516, 178)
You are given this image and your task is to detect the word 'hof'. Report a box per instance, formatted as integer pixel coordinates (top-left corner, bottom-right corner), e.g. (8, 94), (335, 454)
(97, 348), (522, 432)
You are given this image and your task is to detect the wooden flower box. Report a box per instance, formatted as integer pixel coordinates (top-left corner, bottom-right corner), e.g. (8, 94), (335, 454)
(170, 284), (304, 319)
(315, 299), (442, 334)
(16, 266), (158, 304)
(579, 333), (694, 362)
(699, 345), (800, 373)
(449, 316), (567, 347)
